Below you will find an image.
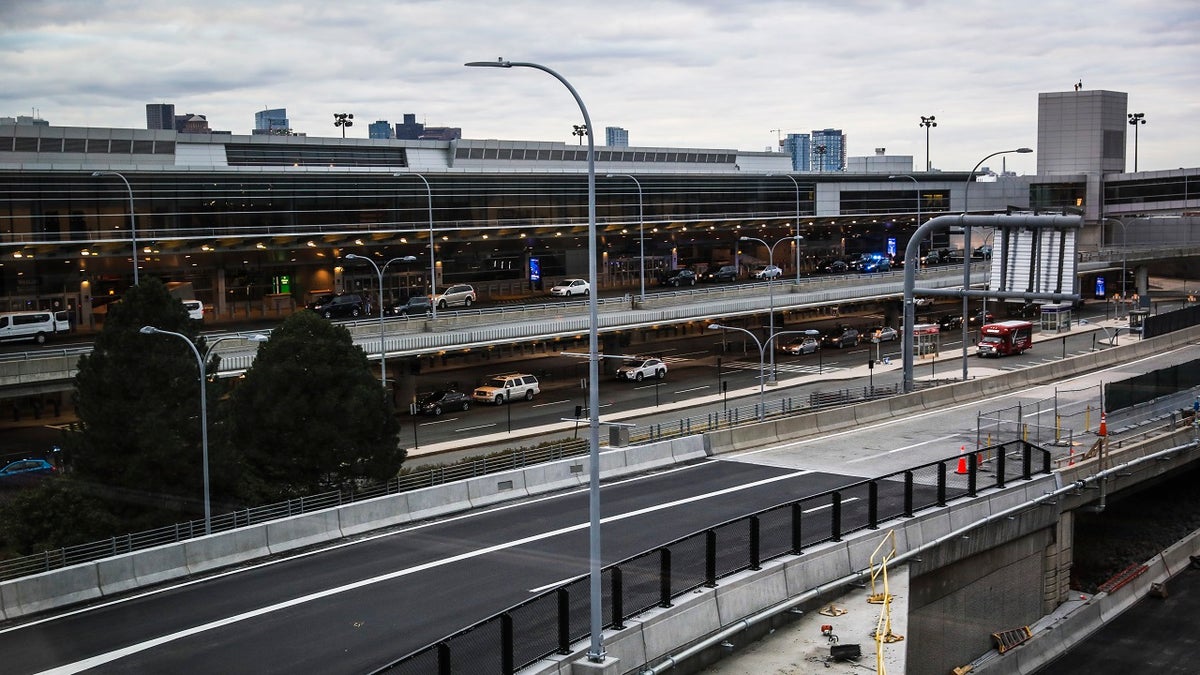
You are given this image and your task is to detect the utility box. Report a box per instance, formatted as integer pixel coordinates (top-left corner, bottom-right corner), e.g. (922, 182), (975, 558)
(609, 426), (630, 447)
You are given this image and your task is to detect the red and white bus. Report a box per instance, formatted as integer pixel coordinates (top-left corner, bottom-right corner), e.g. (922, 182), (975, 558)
(977, 320), (1034, 357)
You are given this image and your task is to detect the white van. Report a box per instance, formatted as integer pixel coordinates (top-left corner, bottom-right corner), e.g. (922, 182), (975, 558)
(0, 310), (70, 344)
(182, 300), (204, 321)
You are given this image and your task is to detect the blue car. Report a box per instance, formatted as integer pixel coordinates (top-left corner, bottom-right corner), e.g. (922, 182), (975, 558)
(0, 458), (57, 485)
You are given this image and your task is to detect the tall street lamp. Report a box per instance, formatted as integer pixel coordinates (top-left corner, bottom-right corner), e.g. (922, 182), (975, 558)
(91, 171), (138, 285)
(607, 174), (646, 302)
(919, 116), (937, 171)
(739, 235), (800, 384)
(768, 173), (803, 282)
(139, 327), (269, 535)
(345, 254), (417, 390)
(334, 112), (354, 138)
(394, 173), (438, 320)
(961, 147), (1033, 381)
(889, 175), (923, 262)
(466, 58), (605, 665)
(708, 324), (767, 421)
(814, 145), (827, 172)
(1128, 113), (1146, 172)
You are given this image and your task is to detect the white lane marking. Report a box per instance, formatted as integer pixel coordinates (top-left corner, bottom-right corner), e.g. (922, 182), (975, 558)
(31, 469), (812, 673)
(456, 423), (496, 432)
(532, 399), (571, 408)
(418, 417), (463, 427)
(845, 434), (960, 464)
(674, 386), (709, 394)
(525, 494), (858, 593)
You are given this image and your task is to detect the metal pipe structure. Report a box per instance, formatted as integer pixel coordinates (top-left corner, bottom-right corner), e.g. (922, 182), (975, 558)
(139, 327), (268, 534)
(607, 174), (646, 302)
(344, 254), (417, 390)
(739, 235), (800, 384)
(902, 213), (1082, 392)
(961, 148), (1032, 381)
(91, 171), (138, 285)
(465, 58), (605, 664)
(395, 173), (438, 320)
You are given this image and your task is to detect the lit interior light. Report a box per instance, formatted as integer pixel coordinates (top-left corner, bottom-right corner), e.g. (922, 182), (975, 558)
(201, 245), (212, 251)
(354, 239), (364, 246)
(256, 242), (266, 250)
(306, 241), (316, 247)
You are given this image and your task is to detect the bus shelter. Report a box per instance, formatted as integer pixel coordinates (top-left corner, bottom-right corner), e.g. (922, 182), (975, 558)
(911, 323), (941, 356)
(1040, 302), (1073, 333)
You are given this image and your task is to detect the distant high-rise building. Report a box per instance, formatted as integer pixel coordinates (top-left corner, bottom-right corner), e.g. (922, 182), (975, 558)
(176, 114), (212, 134)
(811, 129), (846, 172)
(369, 120), (393, 139)
(0, 115), (49, 127)
(395, 113), (424, 140)
(1037, 89), (1127, 175)
(254, 108), (289, 135)
(606, 126), (629, 147)
(146, 103), (175, 130)
(783, 133), (811, 172)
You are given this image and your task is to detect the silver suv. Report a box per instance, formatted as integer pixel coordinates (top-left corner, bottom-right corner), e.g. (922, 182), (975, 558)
(433, 284), (476, 309)
(472, 373), (540, 404)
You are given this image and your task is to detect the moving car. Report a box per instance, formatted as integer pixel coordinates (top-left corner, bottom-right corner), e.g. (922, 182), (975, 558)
(472, 373), (540, 404)
(433, 284), (476, 309)
(0, 310), (71, 344)
(307, 293), (365, 319)
(871, 326), (898, 342)
(550, 279), (590, 297)
(780, 336), (820, 355)
(615, 357), (667, 381)
(182, 300), (204, 321)
(752, 265), (783, 280)
(0, 458), (56, 486)
(660, 269), (697, 287)
(701, 265), (739, 282)
(391, 295), (432, 317)
(822, 327), (860, 349)
(416, 390), (471, 416)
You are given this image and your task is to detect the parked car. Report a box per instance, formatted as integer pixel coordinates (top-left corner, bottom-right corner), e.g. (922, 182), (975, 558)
(871, 326), (898, 342)
(817, 258), (850, 274)
(822, 327), (860, 349)
(416, 390), (471, 416)
(615, 357), (667, 381)
(550, 278), (590, 297)
(307, 293), (365, 319)
(752, 264), (783, 280)
(391, 295), (432, 317)
(472, 373), (540, 404)
(0, 458), (56, 486)
(432, 284), (476, 309)
(973, 245), (993, 260)
(780, 336), (821, 355)
(938, 314), (964, 331)
(660, 269), (697, 287)
(701, 265), (739, 282)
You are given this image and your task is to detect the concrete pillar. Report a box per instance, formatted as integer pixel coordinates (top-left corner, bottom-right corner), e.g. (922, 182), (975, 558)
(1042, 510), (1073, 613)
(571, 656), (620, 675)
(78, 278), (94, 331)
(1135, 265), (1149, 298)
(215, 268), (228, 317)
(601, 334), (624, 377)
(394, 357), (419, 412)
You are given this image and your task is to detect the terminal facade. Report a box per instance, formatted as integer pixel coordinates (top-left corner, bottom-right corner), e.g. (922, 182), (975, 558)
(0, 88), (1196, 329)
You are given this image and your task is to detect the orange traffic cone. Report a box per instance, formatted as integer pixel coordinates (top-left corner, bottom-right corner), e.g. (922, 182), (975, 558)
(1068, 447), (1075, 466)
(956, 446), (969, 474)
(1099, 412), (1107, 437)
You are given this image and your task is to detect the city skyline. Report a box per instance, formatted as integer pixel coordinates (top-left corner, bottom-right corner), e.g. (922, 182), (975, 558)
(2, 0), (1197, 175)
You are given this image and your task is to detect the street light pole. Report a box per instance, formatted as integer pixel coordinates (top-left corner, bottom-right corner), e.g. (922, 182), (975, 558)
(395, 173), (438, 320)
(345, 254), (417, 390)
(739, 235), (800, 384)
(708, 324), (766, 420)
(139, 327), (268, 535)
(919, 116), (937, 171)
(889, 175), (923, 261)
(91, 171), (138, 285)
(804, 329), (823, 374)
(1128, 113), (1146, 172)
(961, 148), (1033, 381)
(607, 174), (645, 302)
(768, 173), (803, 283)
(1104, 217), (1128, 316)
(466, 58), (605, 664)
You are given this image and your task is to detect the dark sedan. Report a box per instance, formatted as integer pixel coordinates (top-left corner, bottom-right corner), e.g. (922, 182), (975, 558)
(416, 390), (471, 416)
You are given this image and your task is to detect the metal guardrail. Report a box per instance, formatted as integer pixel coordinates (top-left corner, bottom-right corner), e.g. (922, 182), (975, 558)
(369, 440), (1054, 674)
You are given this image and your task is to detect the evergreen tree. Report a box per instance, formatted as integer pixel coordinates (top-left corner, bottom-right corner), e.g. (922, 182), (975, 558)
(227, 311), (403, 500)
(70, 279), (232, 526)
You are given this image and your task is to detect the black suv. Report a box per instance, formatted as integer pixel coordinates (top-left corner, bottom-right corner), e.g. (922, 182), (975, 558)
(307, 293), (364, 319)
(391, 295), (432, 317)
(701, 265), (739, 282)
(659, 269), (697, 287)
(822, 327), (860, 349)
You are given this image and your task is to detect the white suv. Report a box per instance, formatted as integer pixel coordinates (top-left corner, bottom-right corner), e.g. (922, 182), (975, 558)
(433, 284), (476, 309)
(615, 357), (667, 381)
(472, 373), (540, 404)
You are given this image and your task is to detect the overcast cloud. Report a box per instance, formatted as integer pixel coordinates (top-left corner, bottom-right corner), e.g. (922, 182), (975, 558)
(2, 0), (1197, 175)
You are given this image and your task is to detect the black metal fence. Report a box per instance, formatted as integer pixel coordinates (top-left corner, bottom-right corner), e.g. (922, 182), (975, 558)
(369, 440), (1052, 674)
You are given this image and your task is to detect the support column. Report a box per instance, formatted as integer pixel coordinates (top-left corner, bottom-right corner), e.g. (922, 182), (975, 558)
(214, 268), (228, 318)
(394, 357), (419, 412)
(1135, 265), (1149, 298)
(601, 333), (624, 377)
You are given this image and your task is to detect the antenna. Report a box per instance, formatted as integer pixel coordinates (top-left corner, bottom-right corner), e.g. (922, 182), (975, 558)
(770, 129), (783, 148)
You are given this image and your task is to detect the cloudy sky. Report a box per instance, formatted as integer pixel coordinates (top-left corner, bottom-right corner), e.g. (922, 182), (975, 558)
(3, 0), (1197, 175)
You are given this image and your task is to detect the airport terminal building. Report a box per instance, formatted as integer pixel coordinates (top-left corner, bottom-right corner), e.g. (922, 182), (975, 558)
(0, 88), (1196, 328)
